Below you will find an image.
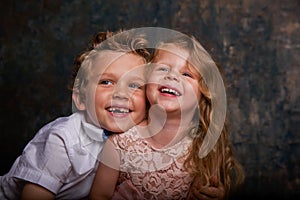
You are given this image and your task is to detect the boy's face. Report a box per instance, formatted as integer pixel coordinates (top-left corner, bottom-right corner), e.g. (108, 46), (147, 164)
(85, 52), (147, 133)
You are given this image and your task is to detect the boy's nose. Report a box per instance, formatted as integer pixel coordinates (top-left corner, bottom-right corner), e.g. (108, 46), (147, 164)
(112, 85), (129, 100)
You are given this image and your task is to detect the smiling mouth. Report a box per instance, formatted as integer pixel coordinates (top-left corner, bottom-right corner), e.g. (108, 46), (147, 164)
(107, 107), (131, 114)
(159, 87), (181, 96)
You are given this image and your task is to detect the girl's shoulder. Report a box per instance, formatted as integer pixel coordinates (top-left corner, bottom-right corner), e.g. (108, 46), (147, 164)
(110, 126), (142, 148)
(110, 120), (147, 142)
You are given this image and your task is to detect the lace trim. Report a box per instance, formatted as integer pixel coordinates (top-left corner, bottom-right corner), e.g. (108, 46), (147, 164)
(113, 127), (192, 173)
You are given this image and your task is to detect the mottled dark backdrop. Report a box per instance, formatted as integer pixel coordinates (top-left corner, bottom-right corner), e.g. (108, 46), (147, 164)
(0, 0), (299, 199)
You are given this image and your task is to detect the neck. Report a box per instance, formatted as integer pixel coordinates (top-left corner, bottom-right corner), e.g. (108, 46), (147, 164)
(144, 105), (194, 148)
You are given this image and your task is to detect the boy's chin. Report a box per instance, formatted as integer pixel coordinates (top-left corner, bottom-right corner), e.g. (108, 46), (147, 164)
(106, 122), (137, 133)
(103, 115), (146, 133)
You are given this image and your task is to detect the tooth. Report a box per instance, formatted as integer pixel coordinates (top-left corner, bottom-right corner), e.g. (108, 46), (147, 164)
(119, 108), (129, 113)
(108, 107), (129, 113)
(161, 88), (180, 96)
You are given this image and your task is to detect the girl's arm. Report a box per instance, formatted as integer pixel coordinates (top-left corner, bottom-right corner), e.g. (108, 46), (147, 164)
(89, 163), (119, 200)
(90, 138), (120, 200)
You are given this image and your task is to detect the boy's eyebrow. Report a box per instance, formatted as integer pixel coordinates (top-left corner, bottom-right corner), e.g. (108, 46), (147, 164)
(96, 72), (146, 81)
(130, 77), (146, 83)
(125, 75), (146, 82)
(96, 72), (115, 77)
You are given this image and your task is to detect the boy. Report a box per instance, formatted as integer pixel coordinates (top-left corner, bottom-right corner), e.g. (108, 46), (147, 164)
(0, 30), (150, 199)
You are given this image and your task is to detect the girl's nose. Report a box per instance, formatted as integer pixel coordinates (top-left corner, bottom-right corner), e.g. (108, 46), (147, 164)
(164, 71), (179, 82)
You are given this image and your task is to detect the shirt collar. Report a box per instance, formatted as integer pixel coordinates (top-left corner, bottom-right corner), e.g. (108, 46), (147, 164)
(81, 119), (108, 142)
(78, 115), (110, 160)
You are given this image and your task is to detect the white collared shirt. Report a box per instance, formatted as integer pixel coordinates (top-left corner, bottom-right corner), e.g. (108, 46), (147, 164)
(0, 112), (107, 199)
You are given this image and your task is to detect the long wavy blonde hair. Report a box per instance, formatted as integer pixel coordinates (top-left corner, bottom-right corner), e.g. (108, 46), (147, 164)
(153, 35), (245, 198)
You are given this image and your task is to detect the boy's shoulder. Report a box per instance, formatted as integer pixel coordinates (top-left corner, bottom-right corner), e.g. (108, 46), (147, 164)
(32, 112), (84, 144)
(45, 112), (83, 129)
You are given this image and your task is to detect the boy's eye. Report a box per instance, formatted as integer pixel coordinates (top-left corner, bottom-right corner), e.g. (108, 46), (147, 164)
(159, 67), (169, 71)
(128, 83), (142, 89)
(155, 64), (169, 72)
(99, 80), (113, 85)
(157, 67), (170, 73)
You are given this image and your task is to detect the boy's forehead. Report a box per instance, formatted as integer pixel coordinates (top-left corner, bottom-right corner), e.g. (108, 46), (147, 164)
(89, 51), (146, 79)
(92, 51), (145, 71)
(92, 51), (126, 72)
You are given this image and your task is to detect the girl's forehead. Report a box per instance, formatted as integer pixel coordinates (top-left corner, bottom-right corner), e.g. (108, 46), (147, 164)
(155, 45), (189, 61)
(154, 45), (201, 77)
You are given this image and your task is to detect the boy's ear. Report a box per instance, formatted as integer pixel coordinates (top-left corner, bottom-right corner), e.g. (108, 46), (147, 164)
(72, 90), (86, 111)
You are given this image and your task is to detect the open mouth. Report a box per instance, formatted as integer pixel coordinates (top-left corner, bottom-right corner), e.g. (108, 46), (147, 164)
(159, 86), (181, 96)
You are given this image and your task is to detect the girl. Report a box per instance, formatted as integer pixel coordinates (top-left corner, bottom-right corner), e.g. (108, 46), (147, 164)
(90, 34), (244, 199)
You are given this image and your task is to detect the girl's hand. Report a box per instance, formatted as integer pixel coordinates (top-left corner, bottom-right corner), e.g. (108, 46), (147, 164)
(111, 180), (142, 200)
(188, 176), (225, 200)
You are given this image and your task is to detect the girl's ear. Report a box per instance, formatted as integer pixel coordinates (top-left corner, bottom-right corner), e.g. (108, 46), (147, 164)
(72, 90), (86, 111)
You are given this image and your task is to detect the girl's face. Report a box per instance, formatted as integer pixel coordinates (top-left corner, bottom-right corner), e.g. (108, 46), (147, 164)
(147, 46), (200, 116)
(84, 52), (147, 132)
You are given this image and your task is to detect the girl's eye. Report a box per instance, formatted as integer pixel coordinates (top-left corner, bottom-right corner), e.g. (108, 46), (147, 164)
(182, 72), (192, 78)
(99, 80), (113, 85)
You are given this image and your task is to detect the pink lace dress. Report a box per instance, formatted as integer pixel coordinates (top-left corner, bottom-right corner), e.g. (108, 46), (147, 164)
(111, 127), (194, 200)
